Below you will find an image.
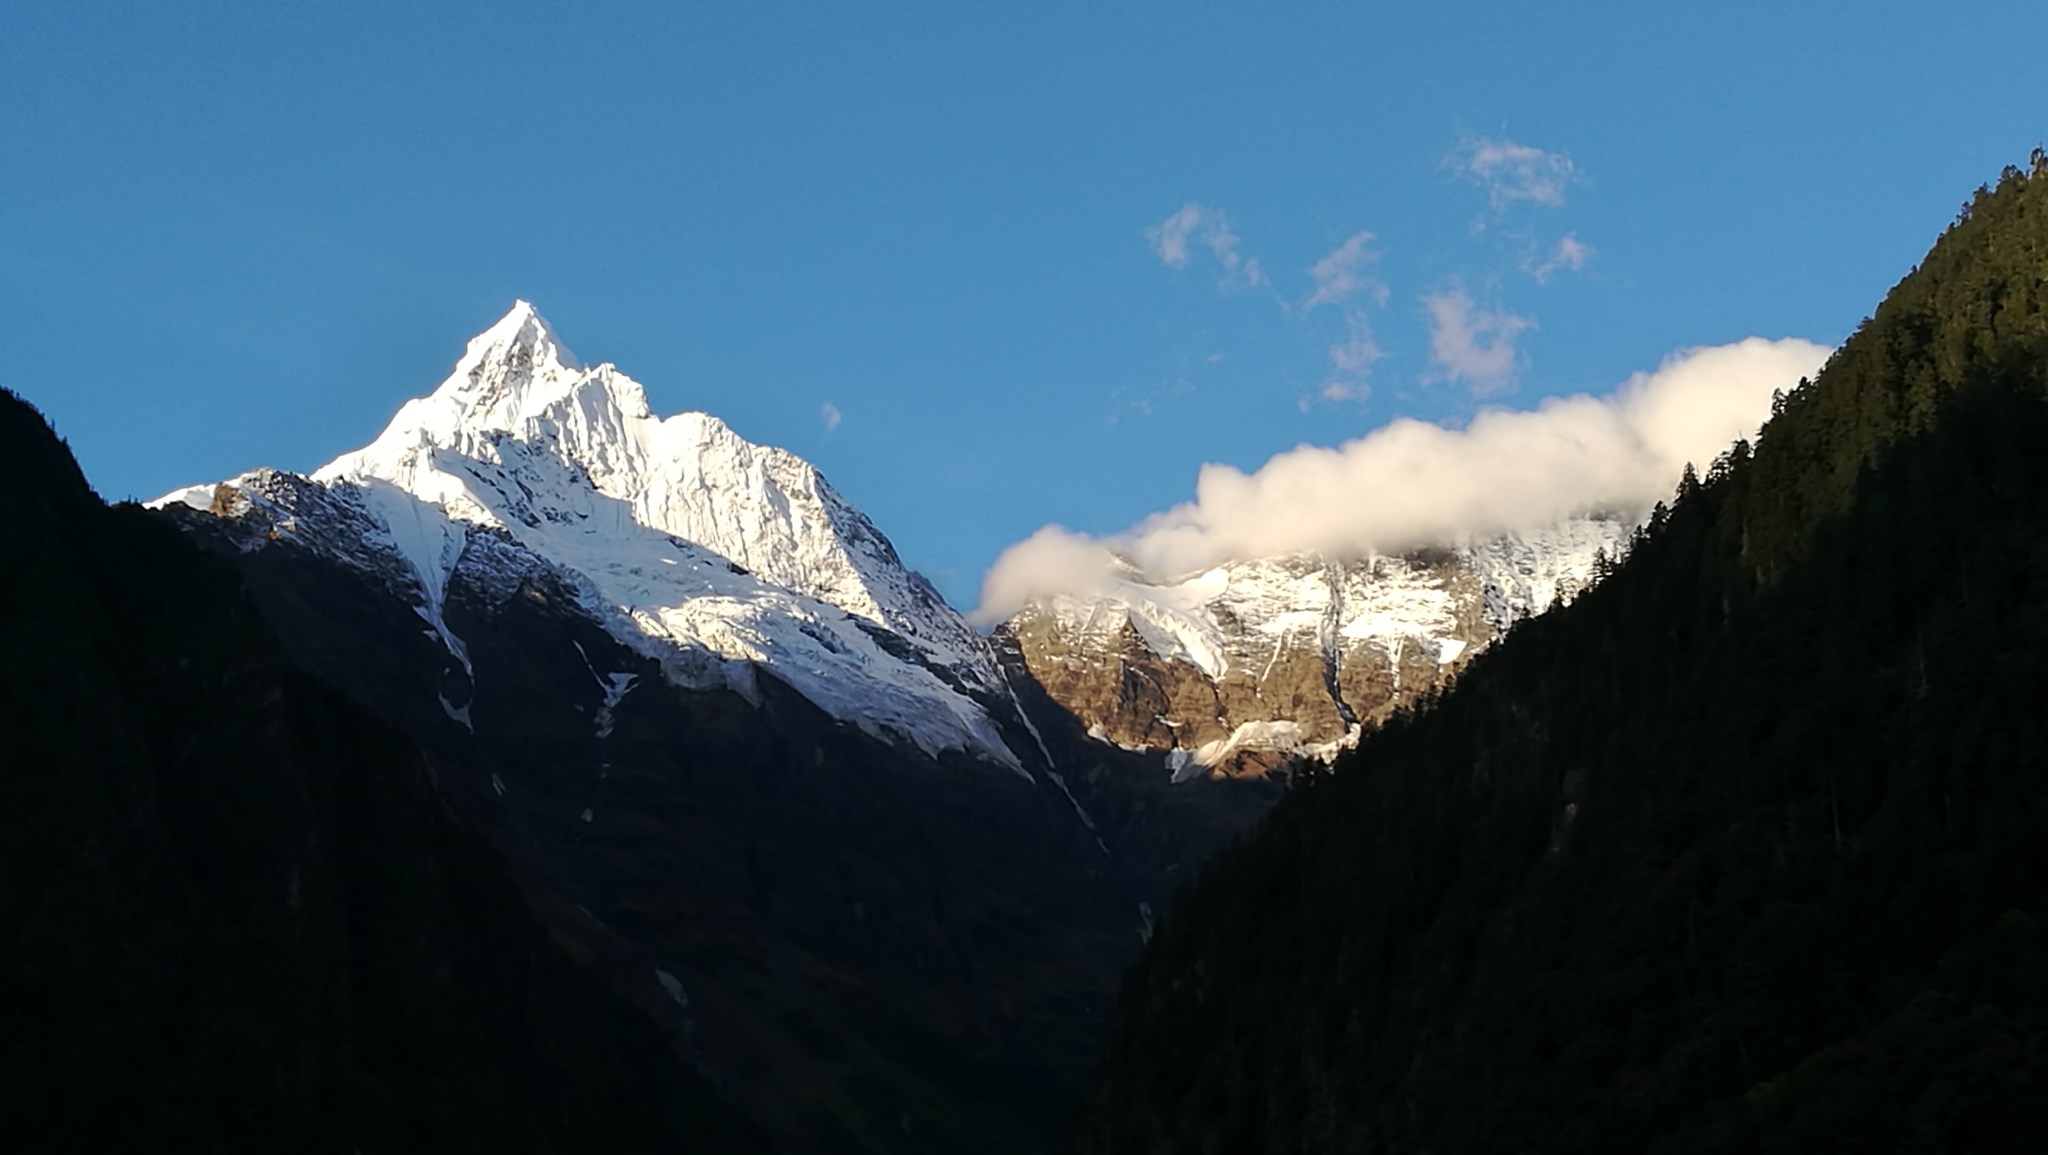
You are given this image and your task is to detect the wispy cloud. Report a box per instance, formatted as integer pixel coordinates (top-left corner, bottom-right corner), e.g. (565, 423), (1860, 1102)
(973, 337), (1833, 623)
(1452, 137), (1579, 211)
(1316, 311), (1383, 405)
(1147, 204), (1203, 267)
(1525, 232), (1594, 283)
(1425, 287), (1533, 396)
(1105, 376), (1195, 425)
(1304, 232), (1386, 309)
(821, 401), (843, 432)
(1146, 203), (1267, 287)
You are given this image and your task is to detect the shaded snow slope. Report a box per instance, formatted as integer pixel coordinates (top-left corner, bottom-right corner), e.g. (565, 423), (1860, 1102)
(156, 302), (1020, 769)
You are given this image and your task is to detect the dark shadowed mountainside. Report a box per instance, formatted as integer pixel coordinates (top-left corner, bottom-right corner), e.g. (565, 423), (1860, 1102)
(1083, 158), (2048, 1153)
(0, 390), (761, 1153)
(151, 465), (1275, 1155)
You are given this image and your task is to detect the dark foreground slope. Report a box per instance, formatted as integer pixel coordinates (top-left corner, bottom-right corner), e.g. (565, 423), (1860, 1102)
(0, 391), (758, 1152)
(1085, 159), (2048, 1154)
(149, 412), (1273, 1154)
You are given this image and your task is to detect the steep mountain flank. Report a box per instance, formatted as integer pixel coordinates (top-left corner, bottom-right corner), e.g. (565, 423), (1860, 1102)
(1084, 159), (2048, 1154)
(0, 390), (759, 1152)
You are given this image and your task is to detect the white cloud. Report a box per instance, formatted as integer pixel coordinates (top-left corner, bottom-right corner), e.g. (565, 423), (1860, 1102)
(973, 337), (1831, 623)
(1425, 288), (1533, 396)
(1453, 137), (1579, 211)
(1318, 311), (1383, 403)
(1148, 204), (1203, 267)
(1525, 233), (1594, 283)
(973, 525), (1122, 627)
(1304, 232), (1386, 309)
(821, 402), (842, 432)
(1146, 203), (1267, 287)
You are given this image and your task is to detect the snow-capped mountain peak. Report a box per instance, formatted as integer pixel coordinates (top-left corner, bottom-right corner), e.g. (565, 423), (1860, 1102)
(319, 301), (609, 478)
(467, 298), (577, 367)
(157, 302), (1022, 769)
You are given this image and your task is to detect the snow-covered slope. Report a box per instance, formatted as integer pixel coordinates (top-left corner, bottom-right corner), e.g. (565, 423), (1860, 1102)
(1000, 518), (1632, 777)
(156, 302), (1021, 769)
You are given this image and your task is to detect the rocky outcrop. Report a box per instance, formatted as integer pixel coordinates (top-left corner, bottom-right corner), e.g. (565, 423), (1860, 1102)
(999, 522), (1633, 777)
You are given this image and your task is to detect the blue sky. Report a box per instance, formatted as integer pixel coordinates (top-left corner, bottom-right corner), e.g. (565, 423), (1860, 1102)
(5, 1), (2045, 609)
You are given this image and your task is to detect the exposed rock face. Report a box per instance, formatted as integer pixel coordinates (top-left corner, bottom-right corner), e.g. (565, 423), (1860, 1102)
(999, 521), (1633, 777)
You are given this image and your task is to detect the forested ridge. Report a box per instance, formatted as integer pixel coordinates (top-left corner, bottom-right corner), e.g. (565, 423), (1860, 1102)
(1083, 156), (2048, 1153)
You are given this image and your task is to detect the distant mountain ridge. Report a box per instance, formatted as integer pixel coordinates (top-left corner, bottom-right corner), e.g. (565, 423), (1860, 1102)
(157, 301), (1031, 769)
(156, 301), (1638, 787)
(999, 519), (1630, 776)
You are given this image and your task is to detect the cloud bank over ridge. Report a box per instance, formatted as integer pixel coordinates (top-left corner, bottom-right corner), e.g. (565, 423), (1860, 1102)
(973, 337), (1830, 624)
